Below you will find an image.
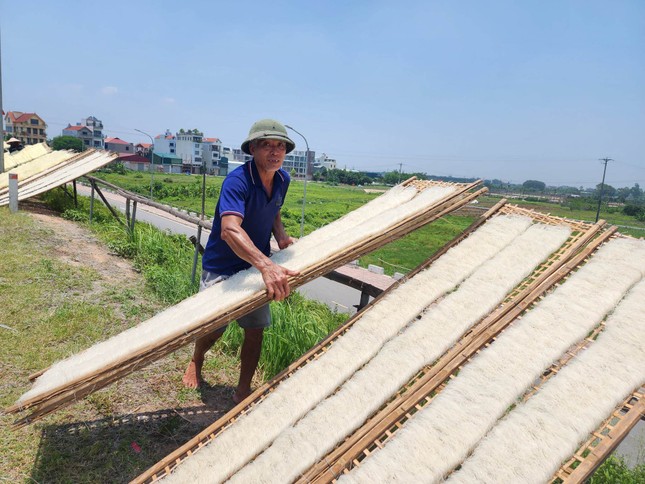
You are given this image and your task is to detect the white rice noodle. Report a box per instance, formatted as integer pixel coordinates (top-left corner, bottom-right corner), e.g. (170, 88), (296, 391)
(341, 237), (645, 484)
(272, 186), (456, 271)
(227, 224), (571, 484)
(162, 214), (534, 483)
(277, 184), (418, 255)
(449, 277), (645, 484)
(3, 142), (51, 170)
(17, 184), (458, 406)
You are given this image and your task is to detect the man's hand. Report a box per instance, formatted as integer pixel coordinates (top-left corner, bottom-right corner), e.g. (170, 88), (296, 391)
(260, 261), (300, 301)
(276, 236), (296, 250)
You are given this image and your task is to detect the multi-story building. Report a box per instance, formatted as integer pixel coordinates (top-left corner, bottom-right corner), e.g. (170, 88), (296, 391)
(82, 116), (105, 148)
(175, 128), (203, 174)
(62, 115), (105, 149)
(62, 124), (94, 148)
(315, 153), (337, 171)
(202, 137), (222, 174)
(104, 137), (134, 154)
(153, 130), (176, 155)
(4, 111), (47, 145)
(283, 149), (314, 179)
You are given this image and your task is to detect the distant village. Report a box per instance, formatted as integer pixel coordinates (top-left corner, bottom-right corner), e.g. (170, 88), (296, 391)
(3, 111), (337, 179)
(4, 111), (644, 210)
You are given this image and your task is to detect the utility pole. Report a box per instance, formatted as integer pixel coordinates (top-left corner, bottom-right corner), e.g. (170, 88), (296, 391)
(0, 27), (5, 173)
(398, 163), (403, 184)
(595, 157), (613, 223)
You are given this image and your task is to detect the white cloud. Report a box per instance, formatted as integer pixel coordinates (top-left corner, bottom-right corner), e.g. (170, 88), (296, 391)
(162, 97), (176, 104)
(101, 86), (118, 95)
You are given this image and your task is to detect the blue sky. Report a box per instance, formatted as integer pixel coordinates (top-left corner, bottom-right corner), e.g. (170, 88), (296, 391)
(1, 0), (643, 188)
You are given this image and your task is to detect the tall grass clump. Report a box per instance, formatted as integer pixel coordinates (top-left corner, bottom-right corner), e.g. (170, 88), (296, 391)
(588, 455), (645, 484)
(218, 292), (348, 379)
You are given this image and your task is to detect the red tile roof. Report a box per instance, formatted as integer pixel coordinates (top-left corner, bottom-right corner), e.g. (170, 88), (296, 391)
(105, 137), (131, 145)
(203, 137), (220, 143)
(6, 111), (38, 123)
(136, 143), (152, 148)
(64, 125), (88, 131)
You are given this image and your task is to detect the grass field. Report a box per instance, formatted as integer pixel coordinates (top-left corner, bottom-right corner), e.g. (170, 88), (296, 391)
(480, 194), (645, 238)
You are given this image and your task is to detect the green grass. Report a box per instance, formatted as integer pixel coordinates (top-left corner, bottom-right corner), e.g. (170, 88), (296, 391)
(361, 215), (475, 275)
(218, 292), (348, 379)
(481, 195), (645, 238)
(588, 455), (645, 483)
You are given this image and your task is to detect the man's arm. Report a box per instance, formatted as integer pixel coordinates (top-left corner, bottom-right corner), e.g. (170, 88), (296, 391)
(220, 215), (299, 301)
(272, 212), (296, 250)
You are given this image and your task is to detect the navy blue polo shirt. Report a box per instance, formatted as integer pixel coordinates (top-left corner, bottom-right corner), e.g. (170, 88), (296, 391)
(202, 160), (290, 275)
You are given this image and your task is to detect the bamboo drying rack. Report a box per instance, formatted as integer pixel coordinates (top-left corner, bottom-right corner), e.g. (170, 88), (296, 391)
(131, 191), (508, 483)
(6, 179), (485, 427)
(133, 200), (603, 483)
(299, 208), (613, 483)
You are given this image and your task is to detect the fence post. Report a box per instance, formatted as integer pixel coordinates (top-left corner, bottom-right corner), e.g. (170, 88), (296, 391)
(9, 173), (18, 213)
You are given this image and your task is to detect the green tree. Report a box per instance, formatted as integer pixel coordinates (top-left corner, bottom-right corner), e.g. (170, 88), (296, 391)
(51, 135), (84, 152)
(594, 183), (616, 200)
(522, 179), (546, 192)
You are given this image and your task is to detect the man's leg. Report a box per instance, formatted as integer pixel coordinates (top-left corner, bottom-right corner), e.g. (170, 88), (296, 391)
(182, 329), (224, 389)
(233, 327), (264, 404)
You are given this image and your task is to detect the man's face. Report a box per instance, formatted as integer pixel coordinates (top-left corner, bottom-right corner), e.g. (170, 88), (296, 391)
(250, 138), (287, 174)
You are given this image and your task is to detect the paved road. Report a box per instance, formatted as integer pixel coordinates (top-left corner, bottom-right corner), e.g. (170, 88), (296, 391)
(76, 184), (364, 314)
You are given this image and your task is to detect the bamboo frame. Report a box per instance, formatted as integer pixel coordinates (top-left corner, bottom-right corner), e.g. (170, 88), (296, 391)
(130, 190), (504, 484)
(0, 149), (119, 206)
(554, 387), (645, 483)
(6, 180), (484, 427)
(301, 216), (612, 483)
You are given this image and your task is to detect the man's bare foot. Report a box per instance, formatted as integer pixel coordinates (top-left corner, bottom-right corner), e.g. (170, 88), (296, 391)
(232, 386), (251, 405)
(182, 360), (202, 389)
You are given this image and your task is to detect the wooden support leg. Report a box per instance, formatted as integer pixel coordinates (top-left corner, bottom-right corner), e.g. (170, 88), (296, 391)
(357, 291), (370, 311)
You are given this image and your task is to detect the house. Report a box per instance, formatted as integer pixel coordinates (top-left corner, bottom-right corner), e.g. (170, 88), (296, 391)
(202, 137), (223, 175)
(81, 116), (105, 148)
(4, 111), (47, 145)
(135, 143), (152, 156)
(117, 153), (151, 171)
(62, 124), (95, 148)
(105, 137), (134, 154)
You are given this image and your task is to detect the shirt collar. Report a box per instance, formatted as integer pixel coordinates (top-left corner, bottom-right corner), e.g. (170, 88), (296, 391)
(248, 159), (285, 187)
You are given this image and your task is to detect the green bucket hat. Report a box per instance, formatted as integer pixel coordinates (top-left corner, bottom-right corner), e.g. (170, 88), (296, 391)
(241, 119), (296, 155)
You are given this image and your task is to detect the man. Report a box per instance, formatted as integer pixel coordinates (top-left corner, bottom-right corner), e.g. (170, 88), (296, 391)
(183, 119), (300, 404)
